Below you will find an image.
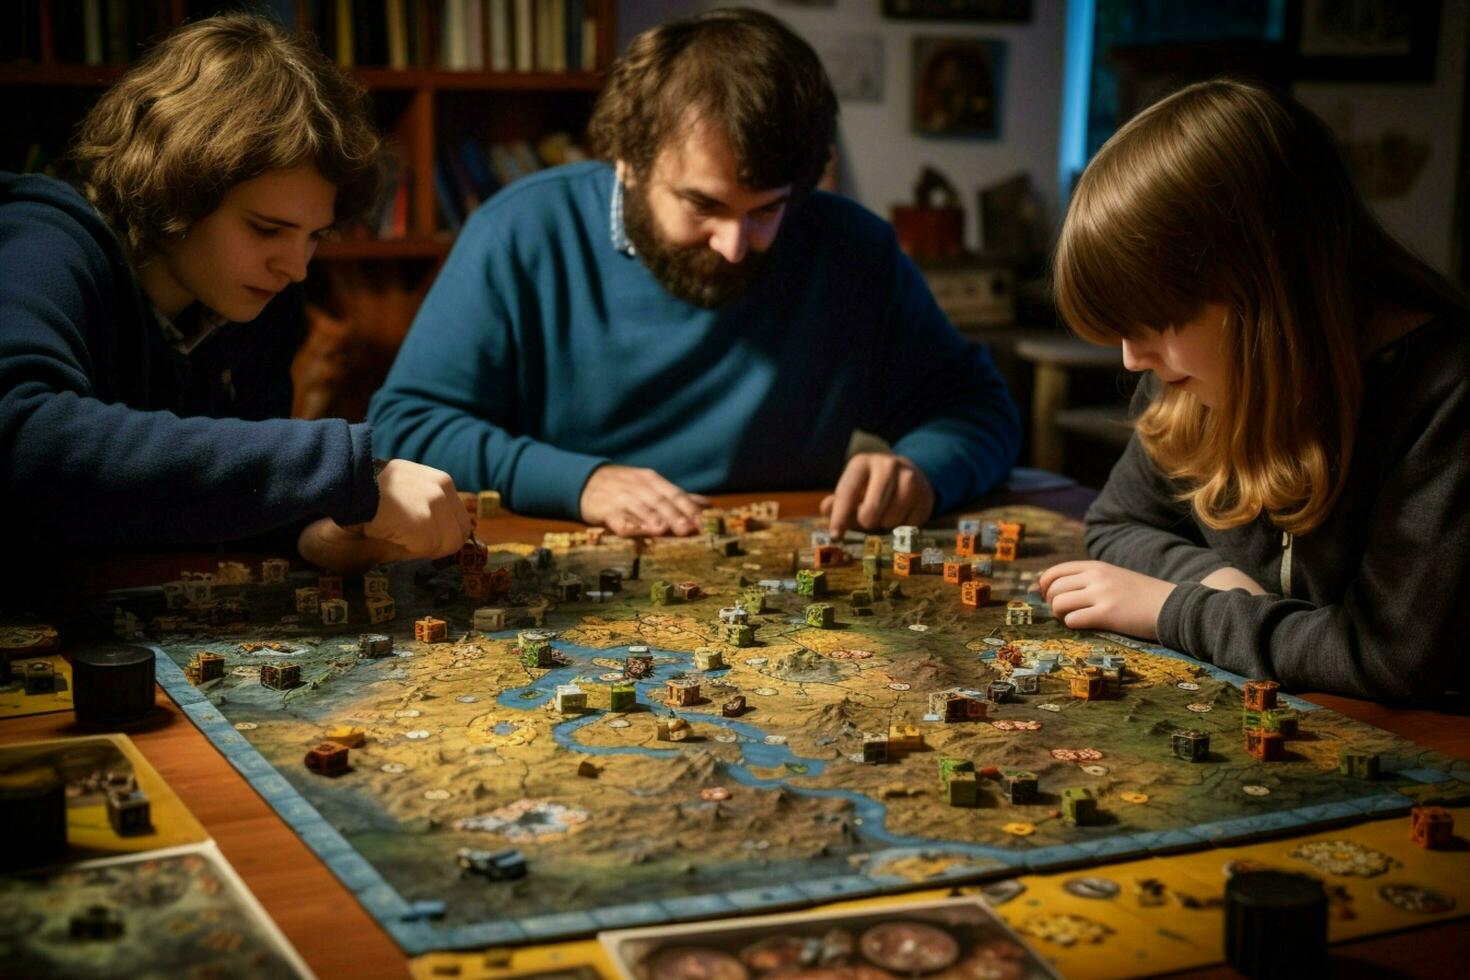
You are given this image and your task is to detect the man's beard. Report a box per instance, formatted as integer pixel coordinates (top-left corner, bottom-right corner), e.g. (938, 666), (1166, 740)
(623, 181), (772, 309)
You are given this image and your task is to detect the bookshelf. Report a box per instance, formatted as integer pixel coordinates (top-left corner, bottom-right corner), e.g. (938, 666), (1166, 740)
(2, 0), (618, 419)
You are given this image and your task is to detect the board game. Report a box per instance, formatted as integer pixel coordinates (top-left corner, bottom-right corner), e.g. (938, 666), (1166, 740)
(106, 506), (1470, 954)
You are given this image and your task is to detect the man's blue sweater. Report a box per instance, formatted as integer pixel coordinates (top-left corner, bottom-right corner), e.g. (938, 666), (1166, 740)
(369, 162), (1020, 517)
(0, 173), (379, 580)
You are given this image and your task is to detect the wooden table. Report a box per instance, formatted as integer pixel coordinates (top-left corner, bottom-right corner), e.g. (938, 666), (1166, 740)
(3, 489), (1465, 979)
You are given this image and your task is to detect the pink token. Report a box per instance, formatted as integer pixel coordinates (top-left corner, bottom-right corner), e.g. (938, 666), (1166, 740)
(1015, 720), (1042, 731)
(1051, 749), (1079, 761)
(1076, 749), (1104, 761)
(700, 787), (732, 801)
(992, 720), (1017, 731)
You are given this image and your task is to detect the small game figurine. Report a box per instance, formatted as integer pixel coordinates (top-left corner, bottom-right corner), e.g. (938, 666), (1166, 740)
(656, 716), (691, 742)
(1172, 729), (1211, 762)
(892, 525), (919, 553)
(609, 682), (637, 712)
(363, 570), (389, 596)
(294, 587), (321, 615)
(804, 603), (835, 628)
(414, 617), (448, 643)
(106, 788), (151, 835)
(260, 557), (289, 584)
(892, 552), (921, 576)
(693, 647), (725, 671)
(795, 569), (827, 596)
(1409, 805), (1454, 849)
(1010, 668), (1040, 694)
(23, 660), (56, 694)
(320, 598), (348, 625)
(987, 679), (1015, 704)
(1062, 787), (1098, 825)
(665, 678), (701, 706)
(304, 741), (350, 776)
(325, 725), (367, 748)
(1003, 770), (1039, 805)
(1244, 727), (1284, 761)
(928, 689), (988, 722)
(1069, 670), (1104, 701)
(960, 580), (991, 607)
(183, 652), (225, 686)
(476, 490), (501, 518)
(862, 733), (890, 764)
(554, 684), (587, 713)
(366, 595), (396, 624)
(459, 845), (527, 880)
(1243, 679), (1279, 711)
(942, 557), (973, 585)
(69, 905), (124, 941)
(955, 531), (977, 557)
(1337, 748), (1379, 779)
(519, 630), (556, 668)
(598, 569), (624, 593)
(260, 662), (301, 690)
(813, 544), (849, 568)
(1005, 600), (1032, 625)
(721, 695), (746, 718)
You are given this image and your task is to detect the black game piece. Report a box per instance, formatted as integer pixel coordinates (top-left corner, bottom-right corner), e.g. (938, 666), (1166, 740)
(72, 643), (156, 726)
(1225, 870), (1327, 978)
(0, 765), (67, 870)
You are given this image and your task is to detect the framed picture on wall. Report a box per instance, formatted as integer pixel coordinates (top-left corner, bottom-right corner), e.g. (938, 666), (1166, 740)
(912, 37), (1006, 138)
(1289, 0), (1441, 82)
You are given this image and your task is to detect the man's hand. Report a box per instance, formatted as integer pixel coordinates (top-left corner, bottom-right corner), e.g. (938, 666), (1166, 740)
(821, 453), (935, 538)
(1038, 560), (1176, 640)
(297, 518), (400, 575)
(579, 464), (710, 537)
(1200, 565), (1268, 594)
(359, 459), (473, 560)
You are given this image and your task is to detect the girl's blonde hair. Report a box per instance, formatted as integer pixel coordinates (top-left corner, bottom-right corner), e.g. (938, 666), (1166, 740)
(1055, 79), (1465, 535)
(72, 13), (380, 258)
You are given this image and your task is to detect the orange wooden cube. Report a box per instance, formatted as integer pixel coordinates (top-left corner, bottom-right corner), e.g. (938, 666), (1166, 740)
(813, 544), (849, 568)
(1244, 727), (1284, 761)
(414, 617), (448, 643)
(1070, 670), (1104, 700)
(1410, 806), (1454, 849)
(1244, 680), (1279, 711)
(943, 559), (973, 585)
(996, 521), (1024, 543)
(994, 537), (1018, 562)
(960, 580), (991, 607)
(892, 552), (921, 576)
(955, 531), (977, 557)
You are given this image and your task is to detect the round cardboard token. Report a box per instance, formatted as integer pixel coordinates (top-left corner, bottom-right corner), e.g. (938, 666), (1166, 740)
(700, 787), (731, 801)
(888, 682), (912, 691)
(233, 722), (258, 731)
(1376, 884), (1456, 914)
(1120, 792), (1149, 804)
(980, 879), (1026, 905)
(605, 719), (630, 729)
(394, 709), (421, 718)
(992, 720), (1017, 731)
(907, 624), (929, 632)
(600, 672), (625, 681)
(1081, 764), (1108, 776)
(1051, 749), (1080, 761)
(456, 695), (478, 703)
(744, 657), (768, 666)
(1075, 749), (1104, 761)
(983, 637), (1005, 646)
(380, 763), (408, 773)
(423, 789), (452, 800)
(1002, 822), (1036, 836)
(753, 687), (778, 696)
(1177, 681), (1200, 691)
(763, 735), (787, 745)
(646, 946), (746, 980)
(859, 922), (959, 974)
(715, 733), (737, 743)
(1014, 720), (1043, 731)
(1186, 703), (1212, 713)
(0, 625), (60, 654)
(1038, 703), (1062, 712)
(1242, 784), (1271, 796)
(1063, 876), (1121, 900)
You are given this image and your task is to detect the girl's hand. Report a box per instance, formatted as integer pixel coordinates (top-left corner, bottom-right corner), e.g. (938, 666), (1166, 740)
(1037, 560), (1176, 640)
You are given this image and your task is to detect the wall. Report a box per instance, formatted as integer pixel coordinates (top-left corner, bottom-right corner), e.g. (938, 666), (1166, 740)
(1292, 1), (1467, 275)
(617, 1), (1067, 251)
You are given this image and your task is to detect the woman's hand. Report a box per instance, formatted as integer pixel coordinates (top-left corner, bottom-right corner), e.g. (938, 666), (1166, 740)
(1037, 560), (1177, 640)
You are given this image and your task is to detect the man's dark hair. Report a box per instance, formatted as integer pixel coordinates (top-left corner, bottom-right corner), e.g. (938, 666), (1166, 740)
(587, 7), (838, 197)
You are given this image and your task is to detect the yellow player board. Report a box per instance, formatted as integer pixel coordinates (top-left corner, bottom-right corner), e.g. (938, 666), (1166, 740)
(0, 622), (73, 719)
(410, 807), (1467, 979)
(0, 734), (208, 858)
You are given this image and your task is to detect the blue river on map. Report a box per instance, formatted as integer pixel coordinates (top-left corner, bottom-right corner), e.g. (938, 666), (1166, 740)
(487, 634), (1019, 861)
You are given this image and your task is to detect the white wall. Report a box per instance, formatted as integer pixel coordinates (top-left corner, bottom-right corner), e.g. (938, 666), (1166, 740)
(1292, 1), (1467, 275)
(617, 1), (1067, 251)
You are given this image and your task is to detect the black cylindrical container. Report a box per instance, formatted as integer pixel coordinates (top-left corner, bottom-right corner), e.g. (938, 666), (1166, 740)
(72, 643), (156, 726)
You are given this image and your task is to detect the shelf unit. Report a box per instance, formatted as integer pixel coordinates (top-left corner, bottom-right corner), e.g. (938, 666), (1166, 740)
(2, 0), (618, 418)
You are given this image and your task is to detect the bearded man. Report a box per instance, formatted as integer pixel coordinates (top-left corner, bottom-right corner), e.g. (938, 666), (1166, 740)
(368, 7), (1020, 537)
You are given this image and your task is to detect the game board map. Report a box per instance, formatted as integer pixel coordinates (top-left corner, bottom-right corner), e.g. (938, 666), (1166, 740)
(108, 507), (1470, 955)
(0, 842), (312, 979)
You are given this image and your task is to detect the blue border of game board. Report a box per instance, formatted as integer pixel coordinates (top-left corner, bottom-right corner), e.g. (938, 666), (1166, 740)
(148, 640), (1465, 954)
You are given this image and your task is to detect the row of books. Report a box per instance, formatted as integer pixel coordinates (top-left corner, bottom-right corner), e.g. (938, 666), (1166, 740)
(0, 1), (597, 74)
(353, 131), (588, 239)
(315, 0), (599, 72)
